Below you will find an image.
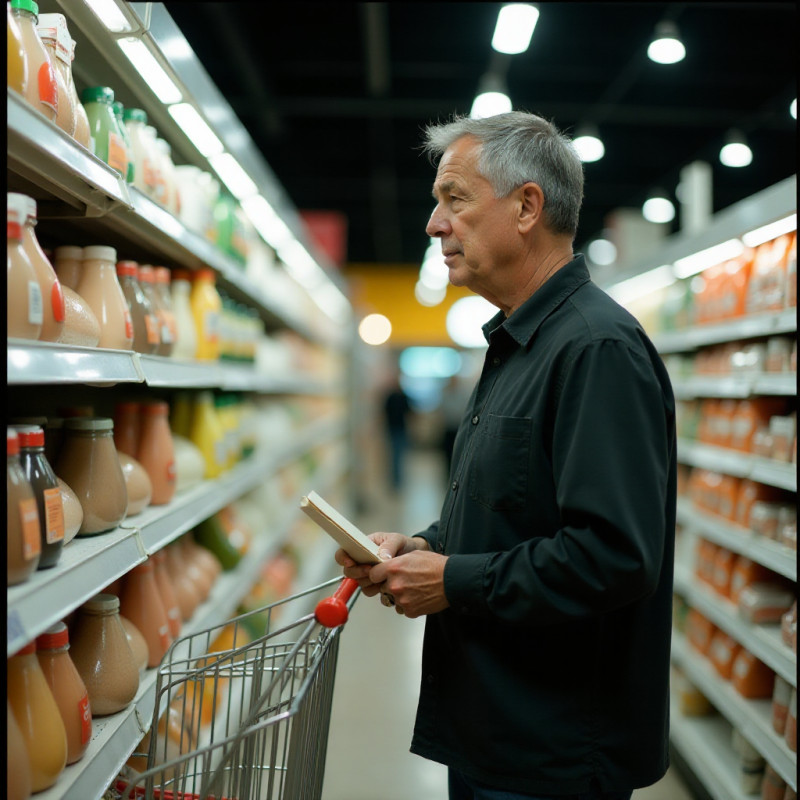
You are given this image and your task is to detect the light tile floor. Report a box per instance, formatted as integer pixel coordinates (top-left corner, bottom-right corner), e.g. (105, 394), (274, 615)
(322, 448), (697, 800)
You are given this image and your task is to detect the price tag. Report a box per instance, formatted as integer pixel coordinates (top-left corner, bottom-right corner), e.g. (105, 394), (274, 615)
(7, 608), (25, 649)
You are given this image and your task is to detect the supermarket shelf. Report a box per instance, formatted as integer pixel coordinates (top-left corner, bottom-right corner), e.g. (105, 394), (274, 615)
(676, 498), (796, 581)
(671, 633), (797, 790)
(654, 309), (798, 355)
(677, 438), (797, 492)
(673, 561), (796, 686)
(671, 372), (797, 400)
(668, 700), (752, 800)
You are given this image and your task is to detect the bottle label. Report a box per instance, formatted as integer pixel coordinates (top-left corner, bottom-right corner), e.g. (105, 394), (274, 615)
(143, 158), (158, 193)
(19, 497), (42, 559)
(28, 281), (44, 325)
(43, 486), (65, 543)
(145, 313), (160, 345)
(166, 459), (176, 485)
(123, 309), (134, 341)
(37, 61), (58, 114)
(51, 279), (66, 323)
(107, 131), (128, 176)
(204, 310), (219, 343)
(158, 310), (174, 344)
(79, 693), (92, 744)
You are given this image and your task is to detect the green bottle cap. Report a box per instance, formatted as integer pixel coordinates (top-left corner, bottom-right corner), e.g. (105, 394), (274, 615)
(122, 107), (147, 124)
(11, 0), (38, 18)
(81, 86), (114, 105)
(112, 101), (124, 117)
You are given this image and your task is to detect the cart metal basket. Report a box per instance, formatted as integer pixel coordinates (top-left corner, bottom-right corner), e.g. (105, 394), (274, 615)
(117, 576), (359, 800)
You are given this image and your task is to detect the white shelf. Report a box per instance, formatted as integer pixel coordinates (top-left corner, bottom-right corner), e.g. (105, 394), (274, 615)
(671, 633), (797, 789)
(673, 561), (796, 686)
(671, 372), (798, 400)
(677, 438), (797, 492)
(676, 498), (797, 582)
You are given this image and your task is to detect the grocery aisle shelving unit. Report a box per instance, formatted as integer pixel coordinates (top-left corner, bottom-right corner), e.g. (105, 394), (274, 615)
(6, 4), (355, 800)
(600, 176), (797, 796)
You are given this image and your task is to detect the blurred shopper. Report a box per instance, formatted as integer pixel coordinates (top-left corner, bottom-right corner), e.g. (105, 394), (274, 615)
(383, 373), (412, 491)
(337, 112), (676, 800)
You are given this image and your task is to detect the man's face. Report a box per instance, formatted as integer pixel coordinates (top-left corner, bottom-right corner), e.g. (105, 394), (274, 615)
(426, 135), (521, 300)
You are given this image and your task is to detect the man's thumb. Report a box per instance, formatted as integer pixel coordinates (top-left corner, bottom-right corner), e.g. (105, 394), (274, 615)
(378, 549), (392, 562)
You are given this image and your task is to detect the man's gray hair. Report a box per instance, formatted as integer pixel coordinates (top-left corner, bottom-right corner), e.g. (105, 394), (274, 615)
(422, 111), (584, 239)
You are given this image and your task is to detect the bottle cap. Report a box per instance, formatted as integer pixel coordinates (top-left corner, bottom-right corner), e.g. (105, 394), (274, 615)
(7, 192), (35, 223)
(64, 417), (114, 431)
(141, 401), (169, 416)
(83, 593), (120, 613)
(82, 245), (117, 263)
(138, 265), (155, 283)
(17, 427), (45, 448)
(116, 261), (138, 278)
(195, 268), (215, 282)
(122, 107), (147, 124)
(14, 641), (37, 656)
(7, 428), (20, 456)
(81, 86), (114, 105)
(154, 267), (171, 284)
(115, 401), (140, 416)
(112, 101), (124, 117)
(172, 269), (192, 282)
(36, 622), (69, 650)
(54, 245), (84, 261)
(10, 0), (38, 18)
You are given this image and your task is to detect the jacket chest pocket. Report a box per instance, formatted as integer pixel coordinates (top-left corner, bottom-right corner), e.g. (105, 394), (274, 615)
(468, 415), (531, 511)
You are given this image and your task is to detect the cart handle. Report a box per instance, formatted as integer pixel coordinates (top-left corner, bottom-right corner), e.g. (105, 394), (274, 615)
(315, 577), (358, 627)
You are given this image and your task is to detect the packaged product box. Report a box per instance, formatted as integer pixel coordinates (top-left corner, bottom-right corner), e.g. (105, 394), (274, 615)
(738, 582), (795, 624)
(772, 675), (792, 736)
(686, 608), (717, 657)
(708, 630), (742, 680)
(730, 556), (775, 605)
(731, 649), (775, 699)
(710, 547), (737, 598)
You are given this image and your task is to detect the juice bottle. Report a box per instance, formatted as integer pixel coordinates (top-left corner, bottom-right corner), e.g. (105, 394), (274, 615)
(10, 0), (57, 122)
(7, 699), (33, 800)
(7, 0), (28, 95)
(190, 269), (221, 360)
(119, 560), (172, 667)
(7, 641), (68, 792)
(153, 267), (178, 356)
(6, 200), (43, 340)
(190, 391), (226, 478)
(7, 428), (41, 585)
(35, 622), (92, 764)
(122, 107), (157, 197)
(67, 37), (91, 150)
(113, 401), (141, 458)
(170, 269), (198, 360)
(153, 549), (182, 639)
(111, 101), (136, 184)
(36, 13), (74, 136)
(138, 265), (172, 356)
(136, 401), (176, 505)
(81, 86), (128, 178)
(52, 245), (83, 291)
(116, 261), (159, 354)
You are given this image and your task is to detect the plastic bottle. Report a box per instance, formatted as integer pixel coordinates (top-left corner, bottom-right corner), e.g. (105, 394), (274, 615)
(112, 100), (136, 184)
(119, 560), (172, 667)
(7, 428), (41, 585)
(81, 86), (128, 178)
(113, 401), (141, 458)
(52, 245), (83, 291)
(7, 1), (28, 96)
(7, 699), (33, 800)
(153, 549), (182, 639)
(136, 401), (176, 505)
(6, 201), (43, 340)
(116, 261), (159, 354)
(67, 38), (91, 150)
(165, 540), (201, 621)
(190, 268), (221, 360)
(11, 192), (65, 342)
(190, 391), (226, 479)
(144, 124), (167, 205)
(10, 0), (57, 122)
(153, 267), (178, 356)
(170, 269), (198, 360)
(35, 622), (92, 764)
(75, 245), (134, 349)
(138, 265), (173, 356)
(36, 14), (74, 136)
(7, 641), (68, 792)
(16, 425), (65, 569)
(122, 107), (157, 197)
(155, 137), (181, 216)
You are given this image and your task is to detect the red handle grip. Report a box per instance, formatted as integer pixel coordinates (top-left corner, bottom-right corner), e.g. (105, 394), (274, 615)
(315, 577), (358, 628)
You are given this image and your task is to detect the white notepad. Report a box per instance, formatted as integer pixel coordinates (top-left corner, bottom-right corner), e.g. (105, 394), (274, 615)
(299, 491), (382, 564)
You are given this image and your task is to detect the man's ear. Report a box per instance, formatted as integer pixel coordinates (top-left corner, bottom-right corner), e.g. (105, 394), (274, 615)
(518, 182), (544, 234)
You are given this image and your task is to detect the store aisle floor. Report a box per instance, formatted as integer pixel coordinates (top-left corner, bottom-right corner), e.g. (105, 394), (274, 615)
(322, 447), (696, 800)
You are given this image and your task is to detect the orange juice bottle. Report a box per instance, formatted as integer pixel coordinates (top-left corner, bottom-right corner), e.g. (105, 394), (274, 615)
(190, 269), (221, 360)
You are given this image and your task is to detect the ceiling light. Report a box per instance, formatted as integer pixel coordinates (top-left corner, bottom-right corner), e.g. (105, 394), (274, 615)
(587, 238), (617, 266)
(446, 296), (495, 348)
(572, 126), (604, 162)
(790, 98), (796, 120)
(642, 191), (675, 223)
(647, 21), (686, 64)
(606, 265), (676, 305)
(470, 91), (513, 120)
(83, 0), (134, 32)
(117, 38), (182, 104)
(673, 238), (744, 279)
(741, 213), (797, 248)
(491, 4), (539, 54)
(358, 313), (392, 346)
(719, 130), (752, 168)
(207, 152), (258, 200)
(168, 102), (224, 157)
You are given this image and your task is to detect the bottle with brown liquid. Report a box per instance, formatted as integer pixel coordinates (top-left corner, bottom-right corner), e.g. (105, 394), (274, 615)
(6, 699), (33, 800)
(139, 265), (174, 356)
(35, 13), (74, 136)
(6, 200), (43, 340)
(113, 401), (141, 458)
(136, 401), (176, 505)
(154, 267), (178, 355)
(119, 560), (172, 668)
(116, 261), (159, 354)
(7, 0), (28, 96)
(7, 428), (41, 585)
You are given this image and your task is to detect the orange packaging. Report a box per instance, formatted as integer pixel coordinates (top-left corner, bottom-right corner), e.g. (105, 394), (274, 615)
(720, 251), (753, 319)
(738, 582), (795, 624)
(735, 480), (784, 529)
(695, 538), (719, 586)
(731, 649), (775, 698)
(730, 556), (775, 604)
(708, 630), (742, 680)
(686, 608), (716, 657)
(710, 547), (737, 598)
(772, 675), (792, 736)
(785, 231), (796, 308)
(715, 400), (738, 449)
(717, 474), (741, 520)
(729, 398), (788, 453)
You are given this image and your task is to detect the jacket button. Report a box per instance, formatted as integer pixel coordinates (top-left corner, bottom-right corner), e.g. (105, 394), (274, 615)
(471, 415), (479, 425)
(492, 357), (501, 366)
(451, 480), (458, 491)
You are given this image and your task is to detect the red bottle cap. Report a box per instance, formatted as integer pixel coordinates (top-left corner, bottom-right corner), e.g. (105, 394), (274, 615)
(172, 269), (192, 282)
(115, 401), (140, 415)
(138, 265), (155, 283)
(36, 622), (69, 650)
(154, 267), (171, 284)
(17, 427), (45, 448)
(195, 268), (215, 282)
(7, 428), (19, 456)
(141, 401), (169, 416)
(116, 261), (139, 277)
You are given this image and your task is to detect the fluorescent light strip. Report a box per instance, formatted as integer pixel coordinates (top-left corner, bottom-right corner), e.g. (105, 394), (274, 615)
(492, 4), (539, 54)
(673, 239), (745, 278)
(606, 265), (676, 305)
(208, 153), (258, 200)
(83, 0), (133, 32)
(117, 38), (182, 104)
(168, 103), (224, 157)
(240, 195), (295, 250)
(741, 214), (797, 248)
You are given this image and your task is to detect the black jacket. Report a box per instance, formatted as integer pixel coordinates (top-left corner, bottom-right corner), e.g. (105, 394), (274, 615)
(411, 255), (676, 794)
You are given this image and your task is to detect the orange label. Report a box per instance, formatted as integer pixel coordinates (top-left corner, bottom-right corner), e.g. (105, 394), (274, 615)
(37, 61), (58, 113)
(51, 279), (65, 323)
(144, 314), (160, 344)
(107, 132), (127, 175)
(79, 693), (92, 744)
(19, 497), (41, 559)
(123, 309), (134, 341)
(43, 486), (65, 543)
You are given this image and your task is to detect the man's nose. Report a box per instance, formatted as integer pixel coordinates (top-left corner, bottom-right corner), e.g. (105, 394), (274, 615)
(426, 205), (449, 238)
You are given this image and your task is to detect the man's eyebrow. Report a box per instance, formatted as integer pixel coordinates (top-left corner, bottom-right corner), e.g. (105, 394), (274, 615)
(432, 179), (456, 200)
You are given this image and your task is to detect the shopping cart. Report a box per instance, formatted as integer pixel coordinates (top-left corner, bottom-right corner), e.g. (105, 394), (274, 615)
(117, 576), (359, 800)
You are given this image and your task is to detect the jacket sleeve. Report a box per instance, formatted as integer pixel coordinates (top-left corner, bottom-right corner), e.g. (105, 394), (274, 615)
(413, 520), (441, 551)
(443, 338), (675, 625)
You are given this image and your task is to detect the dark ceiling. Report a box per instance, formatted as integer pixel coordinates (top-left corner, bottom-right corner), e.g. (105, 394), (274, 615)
(165, 2), (797, 267)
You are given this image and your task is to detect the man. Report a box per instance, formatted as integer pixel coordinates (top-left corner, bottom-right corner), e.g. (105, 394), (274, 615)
(337, 111), (676, 800)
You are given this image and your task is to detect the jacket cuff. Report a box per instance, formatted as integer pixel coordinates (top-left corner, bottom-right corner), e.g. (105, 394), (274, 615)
(443, 553), (492, 616)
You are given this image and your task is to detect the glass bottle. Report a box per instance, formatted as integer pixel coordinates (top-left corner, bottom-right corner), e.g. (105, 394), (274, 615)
(69, 593), (140, 715)
(138, 265), (173, 356)
(153, 549), (182, 639)
(35, 14), (74, 136)
(136, 401), (176, 505)
(119, 560), (172, 668)
(7, 0), (28, 96)
(119, 614), (149, 675)
(10, 0), (57, 122)
(7, 199), (43, 340)
(165, 540), (201, 621)
(35, 622), (92, 764)
(52, 245), (83, 291)
(122, 107), (157, 197)
(67, 37), (91, 150)
(7, 698), (33, 800)
(190, 269), (221, 360)
(7, 428), (41, 585)
(75, 245), (134, 350)
(10, 192), (65, 342)
(113, 401), (141, 458)
(153, 267), (178, 356)
(112, 100), (136, 184)
(55, 417), (128, 535)
(7, 641), (68, 792)
(80, 86), (128, 178)
(170, 270), (198, 361)
(190, 391), (226, 479)
(15, 425), (64, 569)
(116, 261), (159, 354)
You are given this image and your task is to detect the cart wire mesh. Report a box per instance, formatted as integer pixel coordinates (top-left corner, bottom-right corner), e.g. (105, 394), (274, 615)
(117, 576), (359, 800)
